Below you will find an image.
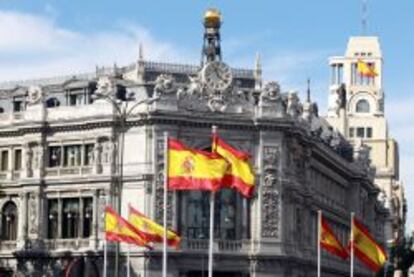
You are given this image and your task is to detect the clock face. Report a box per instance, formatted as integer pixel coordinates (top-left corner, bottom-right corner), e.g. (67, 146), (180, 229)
(202, 61), (233, 91)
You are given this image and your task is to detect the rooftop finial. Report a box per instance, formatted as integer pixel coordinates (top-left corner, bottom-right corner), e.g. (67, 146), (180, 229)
(138, 42), (144, 61)
(255, 52), (262, 73)
(307, 78), (311, 102)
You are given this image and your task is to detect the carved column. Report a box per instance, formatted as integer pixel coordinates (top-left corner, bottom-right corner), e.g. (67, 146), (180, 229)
(92, 189), (99, 249)
(17, 192), (28, 248)
(260, 146), (281, 239)
(93, 140), (103, 174)
(24, 143), (33, 178)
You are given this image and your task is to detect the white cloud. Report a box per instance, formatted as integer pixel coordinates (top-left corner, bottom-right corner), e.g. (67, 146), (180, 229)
(0, 10), (196, 82)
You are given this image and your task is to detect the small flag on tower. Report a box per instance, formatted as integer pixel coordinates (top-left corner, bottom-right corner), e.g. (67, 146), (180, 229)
(357, 60), (378, 77)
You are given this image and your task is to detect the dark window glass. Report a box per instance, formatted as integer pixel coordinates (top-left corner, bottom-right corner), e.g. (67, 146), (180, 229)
(1, 201), (18, 240)
(13, 101), (23, 112)
(14, 149), (22, 170)
(84, 144), (94, 166)
(48, 146), (61, 167)
(357, 127), (365, 138)
(1, 150), (9, 171)
(367, 127), (373, 138)
(46, 98), (60, 108)
(356, 99), (370, 113)
(63, 145), (81, 167)
(83, 198), (93, 238)
(48, 199), (59, 239)
(62, 198), (79, 238)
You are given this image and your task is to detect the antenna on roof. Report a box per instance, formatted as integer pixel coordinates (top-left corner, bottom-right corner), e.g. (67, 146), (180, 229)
(361, 0), (368, 35)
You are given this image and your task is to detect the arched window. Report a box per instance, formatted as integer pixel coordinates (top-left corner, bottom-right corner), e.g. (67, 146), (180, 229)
(356, 99), (370, 113)
(1, 201), (18, 240)
(46, 98), (60, 108)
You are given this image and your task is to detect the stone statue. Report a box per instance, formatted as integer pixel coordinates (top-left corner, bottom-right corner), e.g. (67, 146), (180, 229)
(154, 74), (177, 97)
(286, 92), (301, 119)
(27, 86), (43, 105)
(260, 81), (281, 103)
(96, 76), (115, 96)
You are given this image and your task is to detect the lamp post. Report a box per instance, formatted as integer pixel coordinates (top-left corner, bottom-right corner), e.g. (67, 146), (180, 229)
(93, 85), (158, 277)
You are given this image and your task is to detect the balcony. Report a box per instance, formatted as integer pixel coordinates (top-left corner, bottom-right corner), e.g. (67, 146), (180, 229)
(0, 241), (17, 252)
(44, 238), (92, 250)
(45, 166), (93, 177)
(182, 239), (245, 253)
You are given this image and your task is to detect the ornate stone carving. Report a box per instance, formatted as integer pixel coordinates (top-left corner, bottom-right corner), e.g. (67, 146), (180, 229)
(96, 76), (115, 96)
(286, 91), (302, 119)
(154, 137), (174, 227)
(154, 74), (177, 97)
(257, 82), (286, 118)
(177, 74), (251, 113)
(25, 143), (33, 177)
(261, 146), (281, 238)
(27, 86), (43, 105)
(261, 82), (281, 102)
(327, 83), (346, 117)
(28, 193), (38, 235)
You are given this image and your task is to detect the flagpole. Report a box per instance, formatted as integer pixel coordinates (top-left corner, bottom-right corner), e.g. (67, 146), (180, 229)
(103, 237), (107, 277)
(317, 210), (321, 277)
(208, 125), (218, 277)
(350, 212), (355, 277)
(163, 131), (169, 277)
(127, 244), (131, 277)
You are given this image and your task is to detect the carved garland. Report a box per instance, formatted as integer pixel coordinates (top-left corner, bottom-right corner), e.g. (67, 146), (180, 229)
(154, 137), (174, 227)
(261, 146), (281, 238)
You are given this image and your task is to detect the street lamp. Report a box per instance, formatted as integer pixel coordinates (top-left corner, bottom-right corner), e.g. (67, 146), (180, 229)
(92, 81), (159, 277)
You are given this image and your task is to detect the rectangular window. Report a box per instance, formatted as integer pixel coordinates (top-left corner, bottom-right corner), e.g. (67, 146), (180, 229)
(84, 144), (94, 166)
(1, 150), (9, 171)
(356, 127), (365, 138)
(83, 198), (93, 238)
(63, 145), (81, 167)
(367, 127), (373, 138)
(13, 101), (23, 112)
(48, 146), (61, 167)
(62, 198), (79, 239)
(14, 149), (22, 171)
(47, 199), (59, 239)
(349, 127), (355, 138)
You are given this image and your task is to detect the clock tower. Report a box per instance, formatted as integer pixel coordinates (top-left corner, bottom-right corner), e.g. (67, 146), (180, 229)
(325, 37), (406, 242)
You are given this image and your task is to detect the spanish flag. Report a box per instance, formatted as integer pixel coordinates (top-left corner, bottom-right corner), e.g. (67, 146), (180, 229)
(105, 206), (152, 249)
(168, 138), (229, 191)
(320, 215), (348, 260)
(351, 217), (387, 272)
(212, 135), (255, 198)
(128, 205), (181, 248)
(357, 60), (378, 77)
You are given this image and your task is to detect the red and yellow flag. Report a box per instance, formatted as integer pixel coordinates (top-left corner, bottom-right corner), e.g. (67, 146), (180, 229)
(357, 60), (378, 77)
(212, 135), (255, 198)
(104, 206), (152, 249)
(168, 138), (229, 191)
(128, 205), (181, 248)
(320, 215), (349, 260)
(351, 218), (387, 272)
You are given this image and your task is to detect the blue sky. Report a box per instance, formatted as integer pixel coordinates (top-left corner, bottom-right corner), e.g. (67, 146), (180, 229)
(0, 1), (413, 228)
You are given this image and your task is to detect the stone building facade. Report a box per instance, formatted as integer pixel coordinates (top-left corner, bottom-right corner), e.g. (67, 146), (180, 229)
(0, 10), (388, 277)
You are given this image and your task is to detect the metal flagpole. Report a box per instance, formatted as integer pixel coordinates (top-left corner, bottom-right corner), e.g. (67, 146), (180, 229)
(208, 191), (215, 277)
(127, 244), (131, 277)
(208, 125), (218, 277)
(163, 131), (169, 277)
(350, 212), (355, 277)
(103, 237), (107, 277)
(317, 210), (322, 277)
